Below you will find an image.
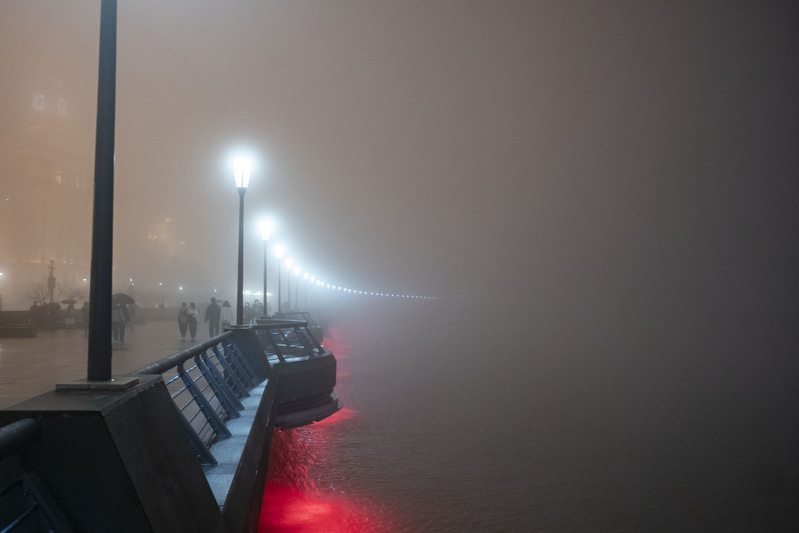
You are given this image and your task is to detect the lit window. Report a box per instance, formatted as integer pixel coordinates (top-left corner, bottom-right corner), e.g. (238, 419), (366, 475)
(32, 94), (45, 111)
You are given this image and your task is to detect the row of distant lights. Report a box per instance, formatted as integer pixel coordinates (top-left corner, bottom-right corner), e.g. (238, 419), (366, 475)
(309, 280), (439, 300)
(261, 223), (439, 302)
(277, 268), (439, 301)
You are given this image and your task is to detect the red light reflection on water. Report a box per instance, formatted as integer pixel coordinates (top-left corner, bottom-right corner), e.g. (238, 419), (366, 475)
(258, 426), (389, 533)
(318, 406), (356, 425)
(259, 325), (393, 532)
(259, 482), (380, 532)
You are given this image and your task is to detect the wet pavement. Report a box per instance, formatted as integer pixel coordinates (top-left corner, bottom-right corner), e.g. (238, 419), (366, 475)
(0, 320), (208, 409)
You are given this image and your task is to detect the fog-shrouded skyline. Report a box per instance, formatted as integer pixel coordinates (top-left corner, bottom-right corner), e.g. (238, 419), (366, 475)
(1, 1), (797, 316)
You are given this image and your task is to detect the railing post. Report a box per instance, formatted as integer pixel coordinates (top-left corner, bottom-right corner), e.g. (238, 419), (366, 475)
(223, 341), (261, 384)
(195, 353), (243, 418)
(212, 345), (251, 394)
(177, 363), (231, 440)
(263, 329), (286, 363)
(294, 326), (316, 356)
(173, 406), (219, 467)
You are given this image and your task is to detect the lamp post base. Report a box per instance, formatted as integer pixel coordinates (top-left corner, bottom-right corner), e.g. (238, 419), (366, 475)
(56, 376), (140, 392)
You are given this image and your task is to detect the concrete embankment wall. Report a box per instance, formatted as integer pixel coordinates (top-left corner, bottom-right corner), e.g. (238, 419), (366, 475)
(0, 328), (277, 533)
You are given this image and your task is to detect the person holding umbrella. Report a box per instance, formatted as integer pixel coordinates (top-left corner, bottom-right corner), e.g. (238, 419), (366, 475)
(61, 299), (77, 328)
(111, 293), (134, 343)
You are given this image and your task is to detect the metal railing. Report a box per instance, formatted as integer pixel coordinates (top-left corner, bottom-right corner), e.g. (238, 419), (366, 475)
(0, 418), (73, 532)
(134, 331), (262, 466)
(252, 319), (328, 363)
(272, 310), (321, 328)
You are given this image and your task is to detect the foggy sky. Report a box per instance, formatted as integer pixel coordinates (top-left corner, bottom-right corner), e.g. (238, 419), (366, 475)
(2, 1), (797, 315)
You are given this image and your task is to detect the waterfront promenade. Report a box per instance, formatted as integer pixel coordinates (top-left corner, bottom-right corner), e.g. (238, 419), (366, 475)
(0, 320), (191, 409)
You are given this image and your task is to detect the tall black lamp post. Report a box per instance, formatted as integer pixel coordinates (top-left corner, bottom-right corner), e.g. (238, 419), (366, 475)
(286, 259), (293, 312)
(292, 266), (300, 310)
(274, 244), (285, 314)
(260, 220), (272, 317)
(86, 0), (117, 382)
(234, 158), (251, 325)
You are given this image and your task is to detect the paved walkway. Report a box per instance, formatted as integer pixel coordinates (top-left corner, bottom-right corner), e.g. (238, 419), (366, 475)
(0, 320), (211, 409)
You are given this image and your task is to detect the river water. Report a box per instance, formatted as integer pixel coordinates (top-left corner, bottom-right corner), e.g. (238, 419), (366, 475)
(259, 298), (798, 532)
(1, 303), (796, 531)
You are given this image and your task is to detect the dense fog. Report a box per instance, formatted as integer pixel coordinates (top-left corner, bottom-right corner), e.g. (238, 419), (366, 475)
(0, 1), (796, 323)
(2, 3), (798, 529)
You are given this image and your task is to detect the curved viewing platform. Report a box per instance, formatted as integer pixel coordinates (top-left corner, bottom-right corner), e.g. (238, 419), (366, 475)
(252, 318), (342, 429)
(269, 311), (325, 344)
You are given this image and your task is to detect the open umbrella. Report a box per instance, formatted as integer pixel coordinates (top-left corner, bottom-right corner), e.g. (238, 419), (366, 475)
(111, 293), (135, 305)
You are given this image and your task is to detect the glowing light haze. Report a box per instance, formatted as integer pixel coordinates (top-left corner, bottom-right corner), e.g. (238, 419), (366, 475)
(0, 1), (796, 313)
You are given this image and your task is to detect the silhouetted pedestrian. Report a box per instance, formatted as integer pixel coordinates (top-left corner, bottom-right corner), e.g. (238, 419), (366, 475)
(205, 297), (221, 337)
(220, 300), (234, 329)
(64, 303), (76, 328)
(112, 302), (129, 343)
(178, 302), (189, 339)
(187, 302), (199, 340)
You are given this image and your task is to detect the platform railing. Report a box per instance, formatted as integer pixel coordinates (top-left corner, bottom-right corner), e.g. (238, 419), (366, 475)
(0, 418), (72, 532)
(272, 310), (321, 328)
(252, 319), (327, 363)
(134, 331), (262, 466)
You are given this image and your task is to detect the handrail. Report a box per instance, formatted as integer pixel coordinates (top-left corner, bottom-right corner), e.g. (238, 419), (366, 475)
(129, 320), (328, 464)
(0, 419), (39, 462)
(135, 331), (234, 376)
(0, 418), (73, 532)
(255, 318), (311, 328)
(251, 320), (329, 364)
(132, 331), (261, 466)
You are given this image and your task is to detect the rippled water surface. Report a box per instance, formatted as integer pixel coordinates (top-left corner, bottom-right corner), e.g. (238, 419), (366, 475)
(259, 300), (799, 532)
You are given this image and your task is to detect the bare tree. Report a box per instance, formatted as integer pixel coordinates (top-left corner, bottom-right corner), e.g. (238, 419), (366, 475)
(24, 282), (49, 303)
(24, 282), (70, 304)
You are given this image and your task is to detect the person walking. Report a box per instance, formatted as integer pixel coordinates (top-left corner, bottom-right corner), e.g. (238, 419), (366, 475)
(177, 302), (189, 340)
(205, 297), (222, 337)
(112, 302), (129, 343)
(220, 300), (234, 329)
(64, 302), (76, 328)
(187, 302), (199, 341)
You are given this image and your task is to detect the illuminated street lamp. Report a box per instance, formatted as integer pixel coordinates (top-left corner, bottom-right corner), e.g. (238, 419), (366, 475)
(293, 266), (300, 309)
(274, 243), (285, 314)
(234, 157), (252, 325)
(260, 219), (272, 317)
(285, 258), (294, 311)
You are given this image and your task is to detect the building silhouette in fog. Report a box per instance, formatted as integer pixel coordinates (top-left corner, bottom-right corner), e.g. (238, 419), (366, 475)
(0, 78), (91, 309)
(0, 78), (194, 310)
